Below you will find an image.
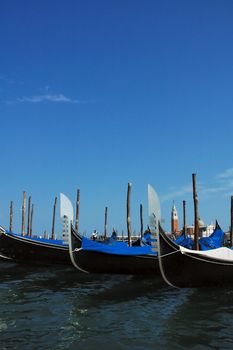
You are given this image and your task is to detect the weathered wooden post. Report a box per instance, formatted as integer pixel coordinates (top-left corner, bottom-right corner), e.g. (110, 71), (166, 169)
(75, 189), (80, 232)
(182, 200), (187, 237)
(127, 182), (132, 246)
(30, 204), (34, 237)
(21, 191), (26, 236)
(192, 174), (199, 250)
(27, 196), (31, 236)
(230, 196), (233, 247)
(140, 204), (143, 239)
(9, 201), (13, 232)
(104, 206), (108, 239)
(51, 197), (57, 240)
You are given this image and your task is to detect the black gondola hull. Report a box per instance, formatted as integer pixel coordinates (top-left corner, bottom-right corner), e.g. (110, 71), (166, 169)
(74, 249), (158, 274)
(159, 225), (233, 288)
(70, 226), (159, 274)
(0, 228), (81, 266)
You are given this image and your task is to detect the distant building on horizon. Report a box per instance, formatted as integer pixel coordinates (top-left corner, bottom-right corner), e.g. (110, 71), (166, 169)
(171, 203), (215, 237)
(171, 203), (179, 234)
(187, 220), (215, 238)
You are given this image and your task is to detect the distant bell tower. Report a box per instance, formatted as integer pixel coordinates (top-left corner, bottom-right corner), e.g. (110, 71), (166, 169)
(171, 203), (179, 234)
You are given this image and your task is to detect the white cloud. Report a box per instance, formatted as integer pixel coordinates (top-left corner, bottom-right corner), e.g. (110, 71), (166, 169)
(161, 184), (192, 202)
(201, 186), (228, 195)
(17, 94), (81, 103)
(162, 168), (233, 204)
(206, 168), (233, 197)
(216, 168), (233, 179)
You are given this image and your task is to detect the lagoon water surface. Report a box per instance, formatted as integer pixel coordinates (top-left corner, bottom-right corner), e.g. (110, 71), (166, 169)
(0, 261), (233, 349)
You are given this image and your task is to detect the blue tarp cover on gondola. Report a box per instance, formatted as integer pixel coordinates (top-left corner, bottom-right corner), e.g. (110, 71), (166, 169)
(81, 236), (156, 255)
(104, 237), (126, 246)
(175, 223), (225, 251)
(199, 226), (225, 250)
(142, 232), (152, 245)
(175, 233), (194, 250)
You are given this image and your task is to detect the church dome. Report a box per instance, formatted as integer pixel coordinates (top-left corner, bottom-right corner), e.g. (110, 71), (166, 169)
(198, 218), (205, 227)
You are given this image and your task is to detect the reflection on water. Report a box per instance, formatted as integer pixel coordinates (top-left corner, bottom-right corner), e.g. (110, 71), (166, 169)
(1, 261), (233, 349)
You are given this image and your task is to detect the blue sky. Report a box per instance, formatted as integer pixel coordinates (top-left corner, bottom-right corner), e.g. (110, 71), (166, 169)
(1, 0), (233, 236)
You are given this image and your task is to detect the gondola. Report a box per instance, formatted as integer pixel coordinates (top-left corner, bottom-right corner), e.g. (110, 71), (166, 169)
(158, 223), (233, 288)
(0, 224), (82, 266)
(69, 225), (159, 274)
(63, 186), (161, 275)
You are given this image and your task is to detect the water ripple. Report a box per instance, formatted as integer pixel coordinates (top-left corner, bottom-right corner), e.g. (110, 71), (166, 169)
(1, 264), (233, 349)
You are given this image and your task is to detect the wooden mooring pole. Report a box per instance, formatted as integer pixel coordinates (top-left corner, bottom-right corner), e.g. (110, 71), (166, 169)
(182, 200), (187, 237)
(140, 204), (143, 239)
(9, 201), (13, 232)
(27, 196), (31, 236)
(51, 197), (57, 240)
(127, 182), (132, 246)
(75, 189), (80, 232)
(30, 204), (34, 237)
(230, 196), (233, 247)
(21, 191), (26, 236)
(192, 174), (199, 250)
(104, 206), (108, 239)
